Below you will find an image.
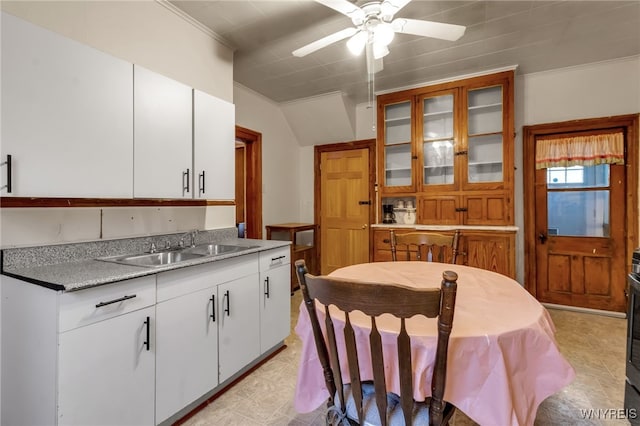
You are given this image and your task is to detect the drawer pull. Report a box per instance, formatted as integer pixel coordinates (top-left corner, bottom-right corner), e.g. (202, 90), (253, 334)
(271, 255), (286, 263)
(264, 277), (270, 298)
(183, 168), (190, 195)
(143, 316), (150, 351)
(224, 290), (230, 316)
(95, 294), (137, 308)
(1, 154), (11, 193)
(210, 294), (216, 322)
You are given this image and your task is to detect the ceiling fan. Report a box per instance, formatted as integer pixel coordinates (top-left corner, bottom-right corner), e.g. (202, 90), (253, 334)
(292, 0), (466, 74)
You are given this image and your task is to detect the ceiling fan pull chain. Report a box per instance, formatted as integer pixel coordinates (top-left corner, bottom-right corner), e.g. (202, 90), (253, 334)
(369, 66), (376, 131)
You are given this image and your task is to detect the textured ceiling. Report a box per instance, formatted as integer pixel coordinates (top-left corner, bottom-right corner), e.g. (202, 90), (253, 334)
(170, 0), (640, 104)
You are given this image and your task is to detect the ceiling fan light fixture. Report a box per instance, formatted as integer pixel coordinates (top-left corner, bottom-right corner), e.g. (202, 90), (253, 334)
(373, 22), (395, 47)
(347, 30), (368, 56)
(373, 42), (389, 60)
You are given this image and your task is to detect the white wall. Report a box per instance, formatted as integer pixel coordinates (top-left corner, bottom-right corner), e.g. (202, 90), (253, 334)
(233, 83), (303, 233)
(0, 1), (236, 248)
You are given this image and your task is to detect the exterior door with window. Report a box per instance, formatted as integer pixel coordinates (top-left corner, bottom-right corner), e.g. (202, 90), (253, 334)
(534, 161), (626, 312)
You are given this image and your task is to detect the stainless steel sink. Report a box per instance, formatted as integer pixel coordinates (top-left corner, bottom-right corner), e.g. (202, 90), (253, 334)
(98, 243), (260, 268)
(99, 250), (206, 268)
(182, 243), (258, 256)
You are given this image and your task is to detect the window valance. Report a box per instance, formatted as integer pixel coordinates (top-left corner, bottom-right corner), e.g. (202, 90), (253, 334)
(535, 132), (624, 169)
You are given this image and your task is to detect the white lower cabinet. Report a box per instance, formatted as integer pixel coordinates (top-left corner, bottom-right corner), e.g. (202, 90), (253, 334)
(218, 273), (260, 382)
(0, 274), (156, 426)
(155, 254), (261, 423)
(155, 286), (218, 424)
(259, 247), (291, 353)
(1, 249), (290, 426)
(58, 305), (155, 426)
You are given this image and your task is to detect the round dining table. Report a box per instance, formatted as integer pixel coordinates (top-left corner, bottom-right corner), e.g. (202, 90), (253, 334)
(293, 261), (575, 426)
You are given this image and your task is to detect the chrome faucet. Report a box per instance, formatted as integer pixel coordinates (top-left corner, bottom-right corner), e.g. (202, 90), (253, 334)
(179, 229), (199, 248)
(190, 229), (199, 247)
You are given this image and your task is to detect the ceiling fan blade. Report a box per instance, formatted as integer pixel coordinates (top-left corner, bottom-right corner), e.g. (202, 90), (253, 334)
(315, 0), (365, 23)
(292, 27), (357, 57)
(392, 18), (466, 41)
(380, 0), (412, 19)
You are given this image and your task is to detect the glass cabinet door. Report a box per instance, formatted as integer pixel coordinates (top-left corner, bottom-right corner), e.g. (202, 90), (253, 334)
(383, 101), (412, 188)
(421, 93), (455, 187)
(467, 85), (503, 183)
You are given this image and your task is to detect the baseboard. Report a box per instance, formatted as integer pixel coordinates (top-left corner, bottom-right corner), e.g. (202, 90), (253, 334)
(543, 302), (627, 319)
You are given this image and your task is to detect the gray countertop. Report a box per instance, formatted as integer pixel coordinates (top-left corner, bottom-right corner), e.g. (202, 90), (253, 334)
(1, 230), (290, 292)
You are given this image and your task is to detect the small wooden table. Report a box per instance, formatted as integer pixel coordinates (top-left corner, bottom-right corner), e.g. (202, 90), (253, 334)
(265, 223), (317, 292)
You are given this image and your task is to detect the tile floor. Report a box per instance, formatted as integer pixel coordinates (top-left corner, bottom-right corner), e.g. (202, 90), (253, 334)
(182, 291), (630, 426)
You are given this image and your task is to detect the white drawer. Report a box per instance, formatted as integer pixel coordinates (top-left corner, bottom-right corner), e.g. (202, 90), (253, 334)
(259, 247), (290, 271)
(59, 276), (156, 332)
(157, 254), (259, 302)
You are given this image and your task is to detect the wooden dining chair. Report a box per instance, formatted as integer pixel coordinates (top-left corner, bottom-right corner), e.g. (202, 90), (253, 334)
(295, 259), (458, 426)
(390, 230), (460, 264)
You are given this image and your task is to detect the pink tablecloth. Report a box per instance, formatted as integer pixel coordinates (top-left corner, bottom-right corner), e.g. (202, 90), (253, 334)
(294, 262), (575, 426)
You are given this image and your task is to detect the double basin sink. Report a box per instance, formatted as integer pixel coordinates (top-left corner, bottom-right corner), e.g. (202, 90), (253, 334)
(98, 243), (259, 268)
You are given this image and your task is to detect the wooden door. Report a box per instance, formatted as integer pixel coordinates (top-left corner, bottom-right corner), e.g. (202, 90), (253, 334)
(235, 144), (246, 227)
(534, 163), (627, 312)
(235, 126), (263, 239)
(320, 148), (370, 274)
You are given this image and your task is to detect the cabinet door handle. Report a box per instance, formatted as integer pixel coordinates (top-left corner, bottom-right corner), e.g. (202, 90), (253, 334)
(95, 294), (136, 308)
(183, 168), (190, 195)
(224, 290), (230, 316)
(264, 277), (270, 298)
(143, 316), (150, 351)
(210, 294), (216, 322)
(1, 154), (12, 194)
(199, 170), (205, 195)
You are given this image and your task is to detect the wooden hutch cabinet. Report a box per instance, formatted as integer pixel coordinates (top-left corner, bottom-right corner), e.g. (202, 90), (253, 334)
(377, 71), (514, 225)
(374, 70), (517, 277)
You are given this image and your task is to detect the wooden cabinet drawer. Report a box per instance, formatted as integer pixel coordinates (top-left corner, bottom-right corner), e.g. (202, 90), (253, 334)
(59, 276), (156, 332)
(259, 247), (290, 271)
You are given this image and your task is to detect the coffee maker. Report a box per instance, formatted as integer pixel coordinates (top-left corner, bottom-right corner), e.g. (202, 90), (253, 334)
(382, 204), (395, 224)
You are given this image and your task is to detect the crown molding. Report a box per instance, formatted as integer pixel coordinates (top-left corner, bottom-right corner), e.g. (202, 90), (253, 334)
(155, 0), (235, 51)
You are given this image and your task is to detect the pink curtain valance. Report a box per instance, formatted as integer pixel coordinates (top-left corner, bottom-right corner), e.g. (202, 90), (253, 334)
(535, 132), (624, 169)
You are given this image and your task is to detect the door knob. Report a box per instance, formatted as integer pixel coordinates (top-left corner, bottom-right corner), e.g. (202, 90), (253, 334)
(538, 232), (547, 244)
(361, 224), (368, 229)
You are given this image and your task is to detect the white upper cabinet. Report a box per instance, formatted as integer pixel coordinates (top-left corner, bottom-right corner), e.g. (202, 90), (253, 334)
(134, 65), (193, 199)
(193, 90), (235, 200)
(1, 12), (134, 198)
